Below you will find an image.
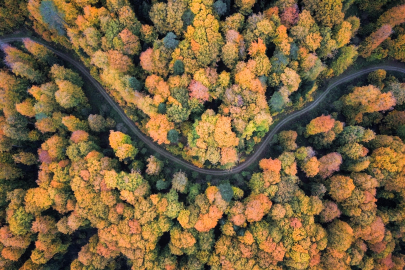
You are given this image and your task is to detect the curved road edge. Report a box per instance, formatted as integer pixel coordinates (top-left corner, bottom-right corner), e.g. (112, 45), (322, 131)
(2, 36), (405, 176)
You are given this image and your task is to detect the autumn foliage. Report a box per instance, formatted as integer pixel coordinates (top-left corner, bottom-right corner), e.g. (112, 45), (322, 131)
(306, 115), (336, 136)
(341, 84), (396, 123)
(359, 24), (393, 58)
(15, 0), (373, 169)
(1, 1), (405, 269)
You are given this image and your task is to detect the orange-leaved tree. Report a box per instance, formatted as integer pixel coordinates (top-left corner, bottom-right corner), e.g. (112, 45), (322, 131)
(359, 24), (393, 58)
(146, 114), (174, 144)
(305, 115), (336, 136)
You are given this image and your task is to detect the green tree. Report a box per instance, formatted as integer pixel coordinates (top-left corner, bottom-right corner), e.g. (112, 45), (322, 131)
(213, 0), (227, 16)
(0, 0), (27, 35)
(55, 80), (88, 109)
(39, 0), (67, 35)
(50, 65), (83, 87)
(23, 39), (55, 65)
(303, 0), (344, 27)
(8, 62), (45, 83)
(149, 0), (186, 35)
(269, 91), (288, 112)
(167, 105), (190, 123)
(12, 152), (37, 166)
(164, 32), (179, 50)
(235, 0), (256, 15)
(167, 129), (180, 143)
(173, 60), (185, 75)
(9, 206), (34, 236)
(330, 45), (358, 76)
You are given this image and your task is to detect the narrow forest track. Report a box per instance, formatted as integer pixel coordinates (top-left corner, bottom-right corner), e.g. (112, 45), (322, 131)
(2, 36), (405, 176)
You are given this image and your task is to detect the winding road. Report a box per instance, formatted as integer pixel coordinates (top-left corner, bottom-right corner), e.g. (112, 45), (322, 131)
(2, 35), (405, 176)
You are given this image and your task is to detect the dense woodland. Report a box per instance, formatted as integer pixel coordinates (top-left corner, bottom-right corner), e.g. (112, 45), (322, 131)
(1, 0), (404, 168)
(1, 0), (405, 269)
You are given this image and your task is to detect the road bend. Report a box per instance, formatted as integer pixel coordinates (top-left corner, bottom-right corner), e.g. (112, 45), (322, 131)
(2, 36), (405, 176)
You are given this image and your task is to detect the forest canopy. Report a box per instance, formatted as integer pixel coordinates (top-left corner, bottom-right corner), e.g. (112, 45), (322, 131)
(1, 0), (405, 269)
(4, 0), (401, 169)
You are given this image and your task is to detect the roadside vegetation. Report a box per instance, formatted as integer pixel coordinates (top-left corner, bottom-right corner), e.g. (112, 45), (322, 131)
(1, 0), (405, 269)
